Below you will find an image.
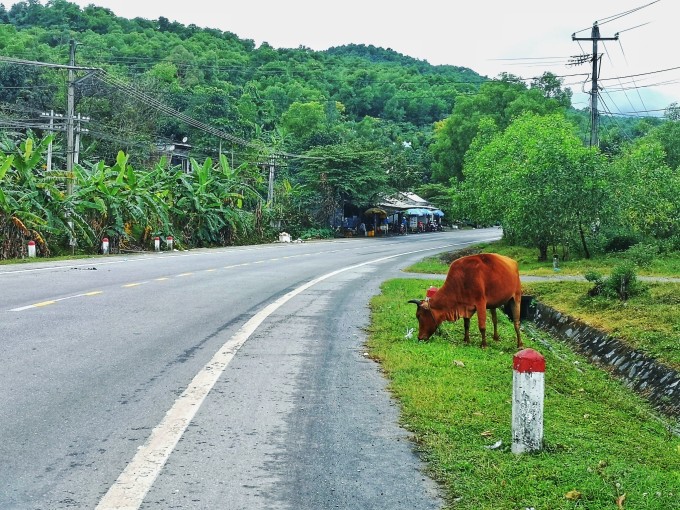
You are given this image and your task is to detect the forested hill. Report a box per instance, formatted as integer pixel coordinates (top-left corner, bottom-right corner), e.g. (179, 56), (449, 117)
(0, 0), (485, 170)
(325, 43), (476, 76)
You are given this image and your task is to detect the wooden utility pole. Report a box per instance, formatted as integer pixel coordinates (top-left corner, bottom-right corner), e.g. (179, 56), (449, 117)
(572, 22), (618, 147)
(66, 38), (77, 249)
(267, 158), (275, 205)
(66, 39), (76, 194)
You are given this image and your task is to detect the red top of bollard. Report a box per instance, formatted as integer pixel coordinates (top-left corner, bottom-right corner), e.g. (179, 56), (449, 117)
(28, 240), (36, 246)
(513, 348), (545, 373)
(167, 236), (173, 240)
(102, 237), (108, 242)
(426, 286), (438, 299)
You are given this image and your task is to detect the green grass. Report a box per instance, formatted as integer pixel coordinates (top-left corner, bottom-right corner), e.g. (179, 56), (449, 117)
(403, 242), (680, 370)
(523, 280), (680, 371)
(406, 242), (680, 278)
(368, 279), (679, 510)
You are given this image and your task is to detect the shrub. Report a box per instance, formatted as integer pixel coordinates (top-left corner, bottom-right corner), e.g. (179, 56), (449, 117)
(603, 233), (640, 253)
(299, 227), (334, 240)
(607, 261), (644, 300)
(585, 270), (605, 297)
(586, 262), (646, 301)
(625, 242), (658, 268)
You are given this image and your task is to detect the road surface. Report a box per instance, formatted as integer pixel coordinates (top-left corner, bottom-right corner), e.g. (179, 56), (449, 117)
(0, 228), (501, 509)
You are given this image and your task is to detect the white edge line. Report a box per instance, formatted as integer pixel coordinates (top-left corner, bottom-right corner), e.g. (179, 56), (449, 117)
(95, 243), (460, 510)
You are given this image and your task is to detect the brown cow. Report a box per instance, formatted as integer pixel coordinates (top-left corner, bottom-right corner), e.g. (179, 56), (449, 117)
(408, 253), (522, 348)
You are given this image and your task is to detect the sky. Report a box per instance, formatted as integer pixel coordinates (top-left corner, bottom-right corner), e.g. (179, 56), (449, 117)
(6, 0), (679, 117)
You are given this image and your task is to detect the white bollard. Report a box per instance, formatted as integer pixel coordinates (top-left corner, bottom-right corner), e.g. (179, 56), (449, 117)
(27, 240), (36, 258)
(102, 237), (109, 255)
(512, 348), (545, 454)
(154, 236), (160, 252)
(166, 235), (174, 251)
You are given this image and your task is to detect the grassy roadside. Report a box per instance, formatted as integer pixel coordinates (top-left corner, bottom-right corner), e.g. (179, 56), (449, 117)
(368, 242), (679, 508)
(368, 278), (679, 510)
(405, 243), (680, 370)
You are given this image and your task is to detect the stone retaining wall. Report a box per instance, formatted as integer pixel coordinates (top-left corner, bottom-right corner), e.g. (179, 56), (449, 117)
(528, 302), (679, 419)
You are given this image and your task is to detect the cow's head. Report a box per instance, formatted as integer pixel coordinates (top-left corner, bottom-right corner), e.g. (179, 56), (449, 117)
(408, 299), (438, 340)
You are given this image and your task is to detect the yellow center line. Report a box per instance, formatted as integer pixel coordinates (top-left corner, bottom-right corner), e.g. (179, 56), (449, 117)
(155, 277), (170, 281)
(34, 300), (56, 307)
(123, 283), (143, 288)
(84, 291), (103, 296)
(177, 272), (193, 277)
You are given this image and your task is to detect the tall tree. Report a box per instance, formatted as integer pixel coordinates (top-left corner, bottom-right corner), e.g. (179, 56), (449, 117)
(299, 142), (389, 226)
(459, 112), (605, 260)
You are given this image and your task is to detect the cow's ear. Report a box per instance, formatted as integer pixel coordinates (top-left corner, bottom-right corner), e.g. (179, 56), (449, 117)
(407, 299), (422, 306)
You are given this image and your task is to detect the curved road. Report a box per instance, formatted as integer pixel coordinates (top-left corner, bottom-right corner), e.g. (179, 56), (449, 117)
(0, 228), (501, 509)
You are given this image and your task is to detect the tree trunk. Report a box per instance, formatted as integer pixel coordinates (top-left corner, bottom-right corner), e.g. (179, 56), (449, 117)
(578, 221), (591, 259)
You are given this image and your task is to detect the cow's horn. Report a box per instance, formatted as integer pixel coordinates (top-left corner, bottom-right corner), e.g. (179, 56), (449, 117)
(407, 299), (422, 305)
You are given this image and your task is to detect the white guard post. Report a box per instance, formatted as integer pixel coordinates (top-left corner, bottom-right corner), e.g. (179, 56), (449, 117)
(154, 236), (160, 252)
(511, 348), (545, 454)
(27, 240), (36, 258)
(167, 236), (174, 251)
(102, 237), (109, 255)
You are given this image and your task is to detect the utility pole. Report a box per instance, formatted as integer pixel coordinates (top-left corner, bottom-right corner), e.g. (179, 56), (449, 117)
(66, 39), (76, 194)
(572, 22), (618, 147)
(40, 110), (63, 172)
(66, 38), (77, 249)
(267, 157), (275, 205)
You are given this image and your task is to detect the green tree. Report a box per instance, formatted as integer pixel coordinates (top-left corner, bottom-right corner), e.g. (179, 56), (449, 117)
(280, 101), (327, 141)
(459, 113), (605, 260)
(607, 138), (680, 242)
(429, 76), (570, 184)
(299, 142), (389, 226)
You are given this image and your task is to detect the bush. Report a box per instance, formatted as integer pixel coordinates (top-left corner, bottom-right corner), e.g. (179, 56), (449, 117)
(299, 228), (334, 240)
(586, 262), (646, 301)
(603, 233), (640, 253)
(585, 270), (605, 297)
(608, 261), (647, 300)
(625, 242), (658, 268)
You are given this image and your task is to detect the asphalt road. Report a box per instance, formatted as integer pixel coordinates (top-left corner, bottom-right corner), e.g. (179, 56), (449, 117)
(0, 228), (501, 509)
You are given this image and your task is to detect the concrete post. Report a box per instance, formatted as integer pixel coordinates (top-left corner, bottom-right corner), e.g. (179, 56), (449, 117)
(27, 240), (36, 258)
(167, 236), (174, 251)
(102, 237), (109, 255)
(512, 348), (545, 454)
(154, 236), (160, 252)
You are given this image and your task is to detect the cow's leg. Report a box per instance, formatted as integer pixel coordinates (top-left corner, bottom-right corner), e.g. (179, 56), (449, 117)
(490, 308), (500, 341)
(463, 317), (471, 344)
(477, 307), (487, 348)
(513, 294), (523, 348)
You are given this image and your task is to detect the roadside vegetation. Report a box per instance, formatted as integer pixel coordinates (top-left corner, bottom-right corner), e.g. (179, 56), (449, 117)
(368, 275), (679, 510)
(2, 2), (679, 264)
(405, 241), (680, 370)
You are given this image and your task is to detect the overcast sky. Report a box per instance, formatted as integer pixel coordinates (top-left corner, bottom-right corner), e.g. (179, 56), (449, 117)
(6, 0), (679, 117)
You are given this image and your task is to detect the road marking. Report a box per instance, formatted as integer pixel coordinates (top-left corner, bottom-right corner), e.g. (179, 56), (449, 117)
(33, 300), (56, 308)
(10, 291), (103, 311)
(122, 282), (145, 288)
(176, 272), (193, 277)
(95, 242), (462, 510)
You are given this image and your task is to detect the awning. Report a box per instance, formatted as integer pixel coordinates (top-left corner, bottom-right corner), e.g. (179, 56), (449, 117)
(405, 208), (432, 216)
(432, 209), (445, 217)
